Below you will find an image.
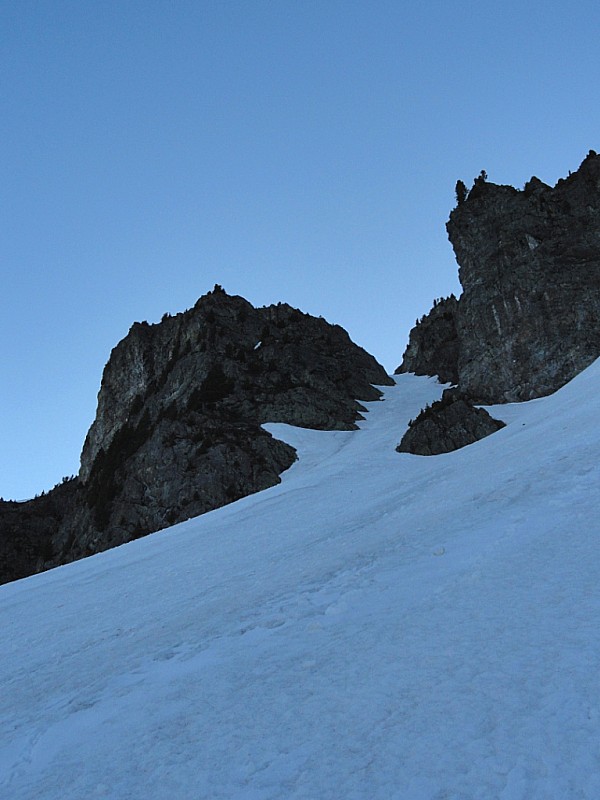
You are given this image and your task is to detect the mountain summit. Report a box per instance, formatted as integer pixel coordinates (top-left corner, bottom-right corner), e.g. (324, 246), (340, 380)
(0, 289), (391, 585)
(399, 150), (600, 402)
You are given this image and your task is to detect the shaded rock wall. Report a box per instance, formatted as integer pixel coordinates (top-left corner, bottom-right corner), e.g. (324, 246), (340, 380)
(449, 151), (600, 402)
(402, 151), (600, 403)
(397, 390), (505, 456)
(1, 288), (393, 585)
(0, 481), (77, 583)
(396, 295), (459, 385)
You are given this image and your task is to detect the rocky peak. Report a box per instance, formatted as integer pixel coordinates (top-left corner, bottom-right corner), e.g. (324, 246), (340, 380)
(1, 288), (392, 585)
(81, 288), (390, 480)
(394, 151), (600, 456)
(403, 151), (600, 403)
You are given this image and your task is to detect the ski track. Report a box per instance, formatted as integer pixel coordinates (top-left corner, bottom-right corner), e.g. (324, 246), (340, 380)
(1, 364), (600, 799)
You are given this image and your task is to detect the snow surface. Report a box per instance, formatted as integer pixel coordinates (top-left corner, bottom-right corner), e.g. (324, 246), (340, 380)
(2, 363), (600, 799)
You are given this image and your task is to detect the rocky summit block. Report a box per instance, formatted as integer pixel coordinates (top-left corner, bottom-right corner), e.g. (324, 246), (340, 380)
(0, 287), (393, 585)
(401, 151), (600, 404)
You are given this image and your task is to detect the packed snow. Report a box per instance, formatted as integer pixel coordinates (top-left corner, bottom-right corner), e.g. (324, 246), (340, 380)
(2, 362), (600, 799)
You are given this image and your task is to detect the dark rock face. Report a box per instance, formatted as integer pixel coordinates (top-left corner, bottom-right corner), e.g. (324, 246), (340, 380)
(449, 151), (600, 401)
(397, 390), (505, 456)
(404, 151), (600, 403)
(0, 481), (77, 584)
(395, 295), (459, 385)
(1, 287), (393, 585)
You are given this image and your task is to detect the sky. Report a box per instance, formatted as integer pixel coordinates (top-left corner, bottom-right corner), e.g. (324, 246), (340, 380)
(3, 0), (600, 500)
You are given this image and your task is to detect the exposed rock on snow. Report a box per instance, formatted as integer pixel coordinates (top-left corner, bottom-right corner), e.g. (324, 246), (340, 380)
(397, 389), (505, 455)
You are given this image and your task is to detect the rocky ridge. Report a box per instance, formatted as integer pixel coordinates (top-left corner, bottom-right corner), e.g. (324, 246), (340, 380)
(395, 151), (600, 455)
(0, 287), (392, 585)
(5, 152), (600, 580)
(398, 151), (600, 403)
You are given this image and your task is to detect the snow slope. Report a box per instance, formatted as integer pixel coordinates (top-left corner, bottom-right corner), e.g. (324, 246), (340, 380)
(1, 362), (600, 800)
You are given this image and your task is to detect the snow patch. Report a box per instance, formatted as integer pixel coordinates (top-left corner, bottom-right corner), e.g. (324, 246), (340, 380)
(2, 364), (600, 799)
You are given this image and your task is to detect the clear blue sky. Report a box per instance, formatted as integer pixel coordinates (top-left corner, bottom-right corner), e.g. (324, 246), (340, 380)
(3, 0), (600, 500)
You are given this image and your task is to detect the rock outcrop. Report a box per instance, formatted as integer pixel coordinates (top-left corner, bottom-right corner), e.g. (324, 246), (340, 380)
(395, 295), (459, 385)
(0, 482), (76, 584)
(397, 390), (505, 456)
(399, 151), (600, 403)
(0, 287), (393, 585)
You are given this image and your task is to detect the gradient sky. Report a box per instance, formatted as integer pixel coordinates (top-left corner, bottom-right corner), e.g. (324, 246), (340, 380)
(3, 0), (600, 500)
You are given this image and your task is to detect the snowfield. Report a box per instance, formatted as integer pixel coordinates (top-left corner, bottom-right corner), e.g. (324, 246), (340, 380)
(2, 362), (600, 799)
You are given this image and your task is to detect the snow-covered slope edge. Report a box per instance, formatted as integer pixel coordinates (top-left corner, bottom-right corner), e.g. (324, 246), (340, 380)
(2, 362), (600, 799)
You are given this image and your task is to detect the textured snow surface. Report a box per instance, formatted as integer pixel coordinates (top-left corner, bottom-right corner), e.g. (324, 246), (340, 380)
(2, 363), (600, 799)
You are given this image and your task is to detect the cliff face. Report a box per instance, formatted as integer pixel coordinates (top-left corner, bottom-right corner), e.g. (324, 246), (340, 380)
(0, 482), (76, 584)
(1, 288), (393, 584)
(400, 151), (600, 403)
(449, 152), (600, 401)
(395, 296), (459, 385)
